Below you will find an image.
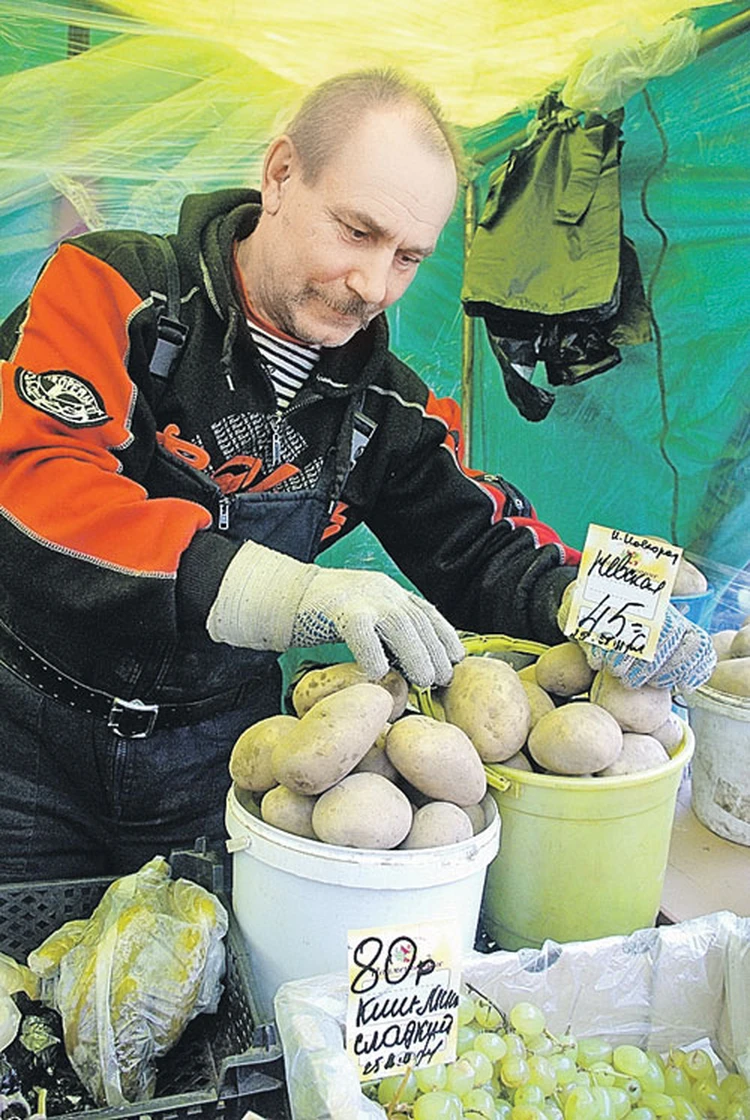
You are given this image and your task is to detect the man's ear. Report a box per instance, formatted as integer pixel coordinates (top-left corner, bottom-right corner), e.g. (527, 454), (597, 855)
(261, 136), (296, 215)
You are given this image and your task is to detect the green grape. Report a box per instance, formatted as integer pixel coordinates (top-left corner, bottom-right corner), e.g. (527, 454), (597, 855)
(588, 1062), (617, 1088)
(574, 1071), (593, 1088)
(416, 1064), (449, 1092)
(691, 1077), (722, 1117)
(664, 1065), (692, 1099)
(672, 1097), (702, 1120)
(503, 1033), (529, 1060)
(648, 1051), (667, 1074)
(458, 1024), (481, 1055)
(475, 998), (505, 1030)
(544, 1105), (565, 1120)
(640, 1061), (667, 1094)
(458, 994), (478, 1026)
(681, 1049), (716, 1083)
(608, 1086), (633, 1120)
(463, 1048), (496, 1088)
(640, 1092), (677, 1116)
(510, 1107), (547, 1120)
(621, 1077), (643, 1104)
(513, 1084), (546, 1108)
(377, 1070), (418, 1105)
(629, 1110), (657, 1120)
(550, 1054), (578, 1086)
(528, 1056), (557, 1096)
(495, 1101), (513, 1120)
(577, 1038), (614, 1069)
(563, 1085), (599, 1120)
(613, 1045), (651, 1079)
(557, 1034), (579, 1062)
(413, 1089), (464, 1120)
(719, 1074), (749, 1107)
(510, 1002), (547, 1038)
(527, 1034), (556, 1057)
(446, 1057), (479, 1097)
(590, 1086), (616, 1120)
(501, 1056), (532, 1090)
(725, 1092), (750, 1120)
(463, 1087), (501, 1119)
(475, 1031), (509, 1063)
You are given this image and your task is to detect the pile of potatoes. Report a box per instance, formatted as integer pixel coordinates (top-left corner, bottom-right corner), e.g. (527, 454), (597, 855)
(706, 616), (750, 698)
(228, 642), (685, 853)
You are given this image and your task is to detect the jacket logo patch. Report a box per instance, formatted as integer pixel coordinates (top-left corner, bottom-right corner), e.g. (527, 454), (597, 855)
(15, 367), (111, 427)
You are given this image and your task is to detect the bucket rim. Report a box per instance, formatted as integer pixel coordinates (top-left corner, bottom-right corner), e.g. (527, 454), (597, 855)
(686, 683), (750, 717)
(486, 719), (694, 793)
(226, 783), (500, 868)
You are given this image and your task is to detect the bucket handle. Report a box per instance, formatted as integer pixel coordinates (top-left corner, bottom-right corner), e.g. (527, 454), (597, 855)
(485, 770), (514, 794)
(226, 836), (251, 854)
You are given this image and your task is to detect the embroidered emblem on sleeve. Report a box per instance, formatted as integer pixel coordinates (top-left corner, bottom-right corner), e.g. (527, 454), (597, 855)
(14, 367), (111, 427)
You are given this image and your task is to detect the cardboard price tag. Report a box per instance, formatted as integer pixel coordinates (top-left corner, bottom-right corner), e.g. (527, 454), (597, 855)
(563, 524), (683, 660)
(345, 919), (461, 1083)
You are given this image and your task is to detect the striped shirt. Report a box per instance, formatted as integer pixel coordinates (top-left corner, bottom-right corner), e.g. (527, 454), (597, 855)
(246, 317), (321, 410)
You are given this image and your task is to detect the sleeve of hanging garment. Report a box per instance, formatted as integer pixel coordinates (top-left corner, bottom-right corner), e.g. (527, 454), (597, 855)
(0, 241), (220, 643)
(362, 383), (581, 645)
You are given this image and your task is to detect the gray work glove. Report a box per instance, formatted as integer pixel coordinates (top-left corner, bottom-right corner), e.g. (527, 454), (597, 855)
(206, 539), (465, 688)
(558, 582), (716, 692)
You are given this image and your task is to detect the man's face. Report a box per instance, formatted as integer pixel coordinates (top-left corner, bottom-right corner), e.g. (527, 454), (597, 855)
(249, 108), (458, 347)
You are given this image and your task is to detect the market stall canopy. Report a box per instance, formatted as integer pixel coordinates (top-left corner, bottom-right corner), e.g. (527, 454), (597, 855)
(1, 0), (748, 595)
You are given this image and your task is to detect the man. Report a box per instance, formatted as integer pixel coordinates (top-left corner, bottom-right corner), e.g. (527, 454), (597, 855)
(0, 69), (713, 882)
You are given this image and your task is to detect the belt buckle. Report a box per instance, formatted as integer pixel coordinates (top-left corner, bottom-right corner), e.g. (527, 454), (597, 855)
(108, 697), (160, 739)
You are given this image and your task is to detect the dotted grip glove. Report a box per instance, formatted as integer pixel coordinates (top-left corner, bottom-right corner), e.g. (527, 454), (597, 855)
(557, 582), (716, 692)
(206, 539), (465, 688)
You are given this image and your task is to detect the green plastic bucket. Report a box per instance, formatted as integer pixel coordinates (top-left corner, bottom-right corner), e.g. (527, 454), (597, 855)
(481, 725), (694, 950)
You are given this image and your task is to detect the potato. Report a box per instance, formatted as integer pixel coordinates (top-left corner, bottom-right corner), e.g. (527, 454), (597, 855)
(292, 662), (408, 720)
(590, 671), (672, 733)
(707, 656), (750, 698)
(596, 733), (669, 776)
(533, 642), (594, 698)
(501, 749), (534, 772)
(462, 802), (489, 834)
(352, 724), (398, 781)
(650, 711), (685, 753)
(729, 625), (750, 659)
(712, 629), (738, 660)
(400, 802), (474, 849)
(672, 556), (708, 596)
(311, 773), (412, 849)
(521, 679), (556, 729)
(272, 682), (392, 795)
(528, 703), (623, 775)
(229, 714), (297, 792)
(441, 656), (530, 762)
(260, 785), (317, 838)
(385, 714), (487, 806)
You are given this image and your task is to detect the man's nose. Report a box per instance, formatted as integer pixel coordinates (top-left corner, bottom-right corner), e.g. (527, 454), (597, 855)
(346, 253), (391, 307)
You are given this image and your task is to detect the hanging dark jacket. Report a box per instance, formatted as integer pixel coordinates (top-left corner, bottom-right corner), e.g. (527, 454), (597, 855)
(0, 189), (579, 705)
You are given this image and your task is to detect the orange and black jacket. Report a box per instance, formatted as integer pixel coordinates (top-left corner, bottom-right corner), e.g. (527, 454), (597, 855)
(0, 189), (579, 702)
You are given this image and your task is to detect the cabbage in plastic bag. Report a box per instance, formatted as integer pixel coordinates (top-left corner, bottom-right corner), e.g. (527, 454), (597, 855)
(28, 856), (228, 1106)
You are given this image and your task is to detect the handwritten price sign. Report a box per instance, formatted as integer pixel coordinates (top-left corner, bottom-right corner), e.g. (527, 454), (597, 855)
(345, 920), (461, 1082)
(563, 525), (682, 660)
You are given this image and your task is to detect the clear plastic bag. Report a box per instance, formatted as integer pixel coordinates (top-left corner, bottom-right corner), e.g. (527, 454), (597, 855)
(28, 856), (229, 1107)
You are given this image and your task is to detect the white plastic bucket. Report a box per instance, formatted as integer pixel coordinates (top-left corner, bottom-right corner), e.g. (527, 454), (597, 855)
(225, 785), (500, 1021)
(687, 684), (750, 845)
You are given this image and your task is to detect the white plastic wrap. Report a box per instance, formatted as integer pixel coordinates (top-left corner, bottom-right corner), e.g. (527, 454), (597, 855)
(275, 911), (750, 1120)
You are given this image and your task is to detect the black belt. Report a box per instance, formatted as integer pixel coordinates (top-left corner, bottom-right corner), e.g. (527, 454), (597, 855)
(0, 624), (253, 739)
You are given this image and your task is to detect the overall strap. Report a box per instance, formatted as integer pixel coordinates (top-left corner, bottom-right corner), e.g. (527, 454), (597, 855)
(149, 235), (189, 388)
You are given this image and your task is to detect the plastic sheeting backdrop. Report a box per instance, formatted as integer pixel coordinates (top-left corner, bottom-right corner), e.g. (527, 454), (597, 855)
(1, 1), (748, 600)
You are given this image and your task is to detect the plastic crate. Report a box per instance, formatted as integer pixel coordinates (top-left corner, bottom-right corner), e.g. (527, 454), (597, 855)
(0, 859), (291, 1120)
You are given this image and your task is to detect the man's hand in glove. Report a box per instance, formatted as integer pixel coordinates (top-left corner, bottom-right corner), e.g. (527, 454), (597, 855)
(206, 539), (465, 688)
(557, 582), (716, 692)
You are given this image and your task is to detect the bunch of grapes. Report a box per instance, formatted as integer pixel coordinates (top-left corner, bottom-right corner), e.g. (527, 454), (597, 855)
(364, 990), (750, 1120)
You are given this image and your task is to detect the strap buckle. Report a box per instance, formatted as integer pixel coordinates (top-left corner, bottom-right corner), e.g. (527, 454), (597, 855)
(107, 697), (160, 739)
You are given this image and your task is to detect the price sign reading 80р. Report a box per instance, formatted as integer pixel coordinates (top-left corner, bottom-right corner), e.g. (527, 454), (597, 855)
(563, 525), (683, 661)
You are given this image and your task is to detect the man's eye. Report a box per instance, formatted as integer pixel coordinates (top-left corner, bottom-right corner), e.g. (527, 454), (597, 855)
(346, 224), (369, 241)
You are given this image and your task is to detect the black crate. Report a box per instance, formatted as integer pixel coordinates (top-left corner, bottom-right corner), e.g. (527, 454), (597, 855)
(0, 863), (291, 1120)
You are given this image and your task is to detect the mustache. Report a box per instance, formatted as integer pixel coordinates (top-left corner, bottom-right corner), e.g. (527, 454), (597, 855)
(301, 286), (380, 326)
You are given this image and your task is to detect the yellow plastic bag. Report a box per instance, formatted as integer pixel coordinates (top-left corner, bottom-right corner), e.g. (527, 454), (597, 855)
(29, 856), (228, 1106)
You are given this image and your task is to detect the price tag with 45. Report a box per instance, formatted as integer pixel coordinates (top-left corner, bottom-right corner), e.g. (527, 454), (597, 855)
(562, 524), (683, 661)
